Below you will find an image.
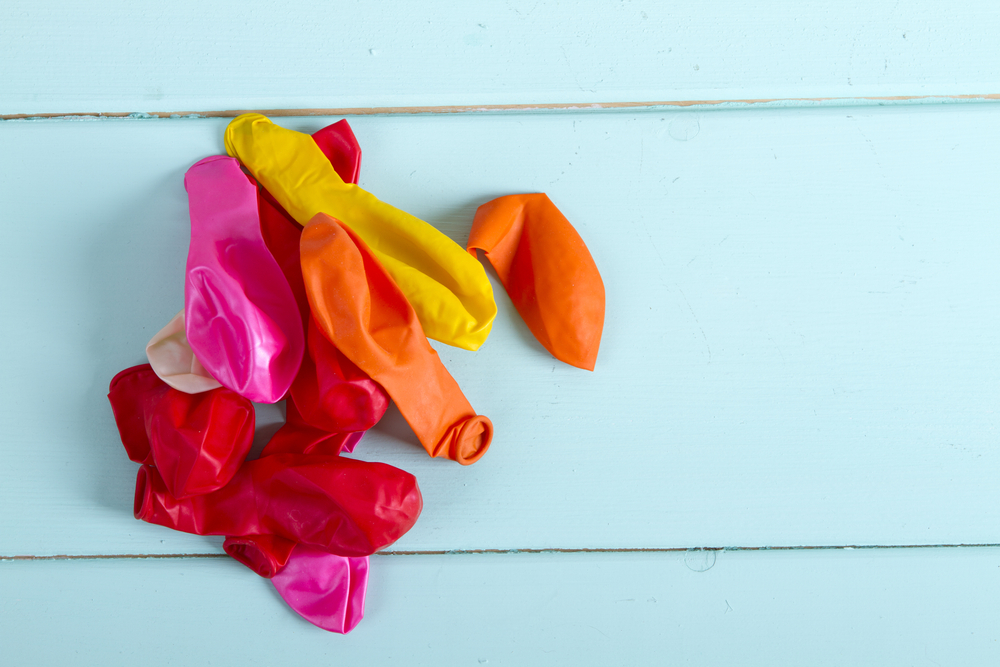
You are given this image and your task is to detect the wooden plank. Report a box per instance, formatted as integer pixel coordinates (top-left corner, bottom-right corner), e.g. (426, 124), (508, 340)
(3, 548), (999, 665)
(3, 1), (1000, 115)
(3, 106), (1000, 557)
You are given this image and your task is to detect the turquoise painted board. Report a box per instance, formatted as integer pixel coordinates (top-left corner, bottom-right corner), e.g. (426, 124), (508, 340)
(4, 548), (1000, 665)
(3, 105), (1000, 557)
(5, 1), (1000, 659)
(4, 1), (1000, 115)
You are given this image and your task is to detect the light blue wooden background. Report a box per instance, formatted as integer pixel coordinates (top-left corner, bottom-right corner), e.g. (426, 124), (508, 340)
(3, 2), (1000, 664)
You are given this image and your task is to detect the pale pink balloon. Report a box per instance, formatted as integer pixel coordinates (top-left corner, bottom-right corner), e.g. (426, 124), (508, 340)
(145, 310), (222, 393)
(184, 156), (304, 403)
(271, 545), (368, 633)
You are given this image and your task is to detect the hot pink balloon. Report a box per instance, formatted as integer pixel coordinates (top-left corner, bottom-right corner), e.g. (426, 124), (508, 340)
(271, 545), (368, 634)
(184, 155), (304, 403)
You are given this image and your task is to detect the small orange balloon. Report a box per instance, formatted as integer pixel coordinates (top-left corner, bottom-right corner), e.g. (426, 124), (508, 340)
(468, 194), (605, 371)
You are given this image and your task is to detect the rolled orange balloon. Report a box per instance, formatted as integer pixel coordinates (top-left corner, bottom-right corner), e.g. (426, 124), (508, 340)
(300, 213), (492, 465)
(468, 193), (605, 371)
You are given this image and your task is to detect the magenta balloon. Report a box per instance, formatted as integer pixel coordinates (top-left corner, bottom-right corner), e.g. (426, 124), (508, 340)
(184, 155), (304, 403)
(272, 545), (368, 633)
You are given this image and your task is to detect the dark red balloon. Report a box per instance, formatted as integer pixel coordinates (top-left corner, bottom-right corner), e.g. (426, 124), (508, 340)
(223, 534), (298, 578)
(289, 317), (389, 434)
(135, 453), (422, 557)
(108, 364), (162, 464)
(225, 400), (365, 578)
(108, 364), (254, 498)
(261, 394), (364, 458)
(311, 119), (362, 186)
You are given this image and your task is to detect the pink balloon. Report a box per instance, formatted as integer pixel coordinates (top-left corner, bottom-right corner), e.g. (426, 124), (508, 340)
(184, 156), (304, 403)
(271, 545), (369, 633)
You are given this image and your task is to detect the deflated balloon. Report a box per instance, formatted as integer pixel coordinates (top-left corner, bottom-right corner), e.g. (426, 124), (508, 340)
(224, 113), (496, 351)
(145, 310), (222, 393)
(224, 405), (365, 579)
(134, 453), (422, 556)
(469, 193), (605, 371)
(290, 317), (389, 434)
(107, 364), (254, 498)
(260, 395), (364, 458)
(184, 155), (304, 403)
(272, 545), (368, 634)
(300, 214), (493, 465)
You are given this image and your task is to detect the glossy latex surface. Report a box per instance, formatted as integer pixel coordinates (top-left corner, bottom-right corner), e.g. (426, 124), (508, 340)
(223, 534), (297, 578)
(145, 310), (222, 393)
(468, 193), (605, 371)
(260, 396), (364, 458)
(310, 119), (362, 186)
(108, 364), (254, 498)
(134, 453), (422, 556)
(271, 545), (368, 634)
(300, 214), (493, 465)
(290, 317), (389, 434)
(224, 113), (497, 351)
(184, 155), (304, 403)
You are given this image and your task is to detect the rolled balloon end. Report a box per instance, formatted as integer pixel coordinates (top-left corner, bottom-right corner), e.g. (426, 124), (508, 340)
(224, 535), (298, 578)
(442, 415), (494, 465)
(133, 465), (155, 522)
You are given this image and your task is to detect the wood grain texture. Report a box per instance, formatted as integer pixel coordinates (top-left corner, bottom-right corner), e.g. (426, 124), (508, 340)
(3, 548), (999, 665)
(3, 1), (1000, 114)
(3, 106), (1000, 556)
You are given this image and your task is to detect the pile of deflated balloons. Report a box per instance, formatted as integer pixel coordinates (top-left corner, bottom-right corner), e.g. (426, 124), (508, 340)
(107, 113), (606, 633)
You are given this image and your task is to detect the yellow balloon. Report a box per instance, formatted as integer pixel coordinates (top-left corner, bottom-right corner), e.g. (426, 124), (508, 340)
(225, 113), (496, 351)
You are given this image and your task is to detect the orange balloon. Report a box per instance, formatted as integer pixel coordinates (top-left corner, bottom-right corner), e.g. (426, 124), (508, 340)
(468, 193), (605, 371)
(300, 213), (492, 465)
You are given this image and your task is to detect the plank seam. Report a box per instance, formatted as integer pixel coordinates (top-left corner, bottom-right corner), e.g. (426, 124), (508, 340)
(6, 543), (1000, 561)
(3, 94), (1000, 121)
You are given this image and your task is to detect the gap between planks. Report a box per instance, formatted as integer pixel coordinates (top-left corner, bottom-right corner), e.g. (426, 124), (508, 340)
(6, 543), (1000, 561)
(3, 94), (1000, 121)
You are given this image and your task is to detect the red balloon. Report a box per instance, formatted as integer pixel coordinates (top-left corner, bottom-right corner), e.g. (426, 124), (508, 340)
(135, 453), (422, 557)
(223, 534), (297, 578)
(289, 317), (389, 434)
(108, 364), (254, 498)
(261, 394), (364, 458)
(311, 119), (362, 186)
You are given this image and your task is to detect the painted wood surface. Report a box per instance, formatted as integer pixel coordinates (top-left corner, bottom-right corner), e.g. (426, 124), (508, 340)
(5, 548), (1000, 665)
(3, 106), (1000, 557)
(4, 1), (1000, 115)
(4, 2), (1000, 660)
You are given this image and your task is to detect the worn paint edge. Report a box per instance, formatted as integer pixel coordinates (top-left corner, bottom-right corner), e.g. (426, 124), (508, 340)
(5, 543), (1000, 561)
(3, 94), (1000, 122)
